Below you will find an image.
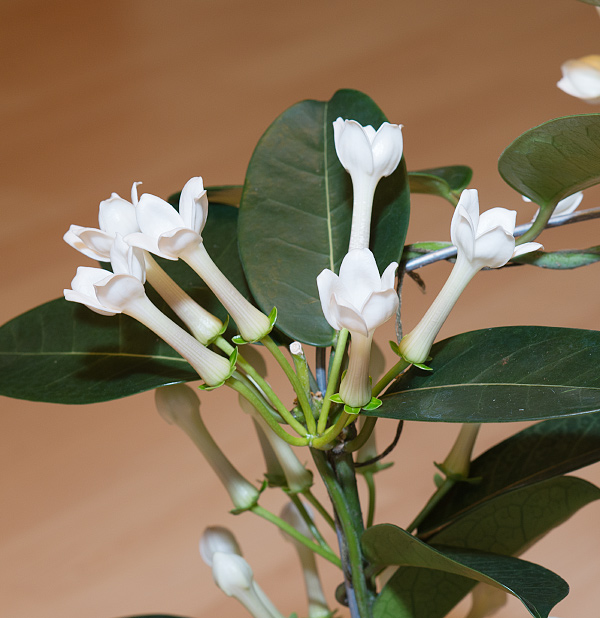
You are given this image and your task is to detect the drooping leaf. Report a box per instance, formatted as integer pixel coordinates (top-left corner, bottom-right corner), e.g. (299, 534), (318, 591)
(498, 115), (600, 209)
(419, 412), (600, 533)
(372, 476), (599, 618)
(363, 524), (568, 618)
(368, 326), (600, 423)
(512, 246), (600, 269)
(408, 165), (472, 204)
(0, 204), (249, 404)
(238, 89), (410, 346)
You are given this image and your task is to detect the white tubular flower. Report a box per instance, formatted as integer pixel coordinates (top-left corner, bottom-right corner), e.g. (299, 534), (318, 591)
(280, 503), (331, 618)
(64, 182), (222, 344)
(200, 526), (243, 566)
(557, 55), (600, 103)
(399, 189), (542, 365)
(333, 118), (403, 250)
(127, 176), (271, 342)
(64, 237), (232, 387)
(239, 395), (313, 493)
(211, 552), (284, 618)
(317, 248), (398, 408)
(156, 384), (259, 510)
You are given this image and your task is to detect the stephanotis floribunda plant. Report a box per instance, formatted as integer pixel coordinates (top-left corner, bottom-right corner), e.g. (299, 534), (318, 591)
(3, 23), (600, 616)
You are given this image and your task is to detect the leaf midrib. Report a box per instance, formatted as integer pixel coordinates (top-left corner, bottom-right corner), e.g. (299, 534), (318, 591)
(323, 100), (334, 272)
(391, 382), (600, 394)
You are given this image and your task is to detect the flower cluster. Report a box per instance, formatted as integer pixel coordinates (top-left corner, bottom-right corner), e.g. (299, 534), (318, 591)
(63, 177), (275, 387)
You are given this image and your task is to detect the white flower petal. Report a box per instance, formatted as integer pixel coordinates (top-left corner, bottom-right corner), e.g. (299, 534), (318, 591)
(136, 193), (185, 238)
(64, 267), (117, 315)
(110, 234), (146, 282)
(476, 207), (516, 237)
(124, 231), (174, 260)
(512, 241), (543, 258)
(157, 227), (202, 258)
(360, 288), (399, 333)
(316, 268), (342, 330)
(557, 56), (600, 102)
(371, 122), (404, 177)
(338, 248), (382, 309)
(333, 118), (375, 176)
(64, 225), (111, 260)
(98, 193), (139, 236)
(95, 273), (147, 313)
(179, 176), (208, 234)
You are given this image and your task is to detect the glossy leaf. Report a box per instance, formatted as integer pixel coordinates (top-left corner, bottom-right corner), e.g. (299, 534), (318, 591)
(498, 114), (600, 208)
(408, 165), (472, 204)
(0, 204), (249, 404)
(373, 476), (599, 618)
(419, 412), (600, 534)
(238, 89), (410, 346)
(364, 524), (568, 618)
(369, 326), (600, 422)
(512, 246), (600, 269)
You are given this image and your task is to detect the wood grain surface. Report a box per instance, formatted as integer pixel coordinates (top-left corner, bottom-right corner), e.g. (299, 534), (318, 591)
(1, 1), (599, 617)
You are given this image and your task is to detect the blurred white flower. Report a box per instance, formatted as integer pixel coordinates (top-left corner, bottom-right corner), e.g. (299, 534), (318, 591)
(399, 189), (541, 365)
(200, 526), (243, 567)
(317, 248), (398, 407)
(333, 117), (403, 250)
(524, 191), (583, 222)
(156, 384), (258, 507)
(557, 55), (600, 103)
(280, 503), (331, 618)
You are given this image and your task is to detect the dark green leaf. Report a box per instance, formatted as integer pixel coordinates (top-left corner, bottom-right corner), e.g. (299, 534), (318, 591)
(419, 412), (600, 533)
(0, 204), (249, 404)
(369, 326), (600, 422)
(408, 165), (472, 204)
(373, 476), (599, 618)
(364, 524), (568, 618)
(0, 298), (198, 404)
(206, 185), (243, 207)
(498, 114), (600, 208)
(238, 89), (410, 346)
(401, 241), (452, 262)
(512, 246), (600, 269)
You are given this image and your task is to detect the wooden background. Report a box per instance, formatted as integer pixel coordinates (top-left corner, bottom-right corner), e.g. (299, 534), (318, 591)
(1, 1), (599, 617)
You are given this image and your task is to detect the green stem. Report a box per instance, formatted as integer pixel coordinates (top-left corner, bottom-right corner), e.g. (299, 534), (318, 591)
(406, 477), (456, 534)
(302, 488), (336, 531)
(251, 504), (342, 568)
(289, 493), (333, 553)
(317, 329), (349, 434)
(371, 357), (409, 397)
(516, 206), (552, 245)
(312, 411), (351, 450)
(364, 472), (376, 529)
(226, 377), (309, 446)
(261, 335), (316, 434)
(345, 417), (376, 453)
(312, 449), (374, 618)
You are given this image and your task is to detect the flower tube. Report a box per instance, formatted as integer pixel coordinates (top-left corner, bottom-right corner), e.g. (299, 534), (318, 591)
(333, 118), (403, 250)
(156, 384), (259, 511)
(64, 236), (233, 387)
(399, 189), (541, 365)
(126, 176), (272, 342)
(280, 503), (331, 618)
(317, 248), (398, 408)
(64, 182), (223, 344)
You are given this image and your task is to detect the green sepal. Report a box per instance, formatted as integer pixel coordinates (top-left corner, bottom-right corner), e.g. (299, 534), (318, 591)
(344, 404), (362, 415)
(362, 396), (383, 411)
(229, 479), (266, 515)
(206, 315), (229, 345)
(389, 340), (401, 356)
(413, 362), (433, 371)
(232, 307), (277, 345)
(263, 472), (287, 488)
(329, 393), (344, 404)
(197, 347), (239, 391)
(434, 472), (445, 488)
